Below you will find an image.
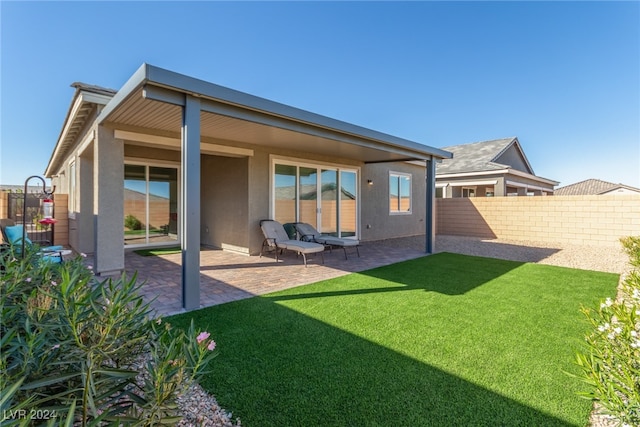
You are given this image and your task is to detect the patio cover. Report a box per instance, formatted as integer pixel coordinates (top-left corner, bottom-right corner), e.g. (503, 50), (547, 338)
(67, 63), (453, 310)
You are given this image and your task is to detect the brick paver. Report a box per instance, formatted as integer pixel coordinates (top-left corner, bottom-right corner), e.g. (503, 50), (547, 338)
(125, 237), (429, 316)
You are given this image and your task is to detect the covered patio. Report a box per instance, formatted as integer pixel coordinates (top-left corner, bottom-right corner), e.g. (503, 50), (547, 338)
(123, 236), (429, 316)
(47, 64), (452, 312)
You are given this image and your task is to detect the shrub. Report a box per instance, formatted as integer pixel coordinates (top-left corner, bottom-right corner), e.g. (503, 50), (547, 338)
(124, 214), (143, 231)
(575, 237), (640, 426)
(0, 245), (218, 426)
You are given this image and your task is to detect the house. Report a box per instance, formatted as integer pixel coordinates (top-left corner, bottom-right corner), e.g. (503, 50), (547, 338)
(435, 137), (558, 197)
(555, 179), (640, 196)
(44, 64), (452, 310)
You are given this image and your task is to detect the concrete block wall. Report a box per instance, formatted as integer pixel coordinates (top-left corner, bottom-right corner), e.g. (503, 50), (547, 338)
(436, 195), (640, 246)
(0, 192), (7, 219)
(53, 194), (69, 247)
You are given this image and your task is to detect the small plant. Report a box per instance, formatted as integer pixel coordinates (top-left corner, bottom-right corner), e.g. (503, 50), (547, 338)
(124, 214), (143, 231)
(0, 245), (218, 425)
(575, 237), (640, 426)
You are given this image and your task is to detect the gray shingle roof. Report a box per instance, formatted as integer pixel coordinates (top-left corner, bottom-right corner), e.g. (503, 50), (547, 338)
(554, 179), (640, 196)
(436, 137), (522, 174)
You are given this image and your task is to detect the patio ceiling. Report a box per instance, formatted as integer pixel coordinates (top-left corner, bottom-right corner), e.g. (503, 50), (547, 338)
(98, 64), (452, 164)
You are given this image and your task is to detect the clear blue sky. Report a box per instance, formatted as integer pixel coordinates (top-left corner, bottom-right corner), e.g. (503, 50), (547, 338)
(1, 1), (639, 188)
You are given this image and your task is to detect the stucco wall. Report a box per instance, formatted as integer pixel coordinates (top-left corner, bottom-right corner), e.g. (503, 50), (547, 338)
(436, 195), (640, 246)
(201, 154), (249, 253)
(360, 162), (426, 241)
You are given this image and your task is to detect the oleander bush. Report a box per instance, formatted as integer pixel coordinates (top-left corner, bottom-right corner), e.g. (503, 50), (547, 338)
(575, 236), (640, 426)
(0, 245), (218, 426)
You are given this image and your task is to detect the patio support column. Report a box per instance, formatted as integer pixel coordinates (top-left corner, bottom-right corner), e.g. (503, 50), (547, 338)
(181, 94), (201, 311)
(425, 157), (436, 254)
(93, 126), (124, 274)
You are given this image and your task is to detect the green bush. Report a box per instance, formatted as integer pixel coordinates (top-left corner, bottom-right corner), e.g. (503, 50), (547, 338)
(0, 246), (218, 426)
(575, 237), (640, 425)
(124, 214), (143, 231)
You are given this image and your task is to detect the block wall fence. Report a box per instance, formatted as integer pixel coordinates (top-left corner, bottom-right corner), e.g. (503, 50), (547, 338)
(0, 192), (68, 247)
(4, 192), (638, 249)
(436, 195), (640, 247)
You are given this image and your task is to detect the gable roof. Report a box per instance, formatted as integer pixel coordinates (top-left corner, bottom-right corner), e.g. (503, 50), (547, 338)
(436, 137), (534, 175)
(45, 83), (117, 176)
(555, 179), (640, 196)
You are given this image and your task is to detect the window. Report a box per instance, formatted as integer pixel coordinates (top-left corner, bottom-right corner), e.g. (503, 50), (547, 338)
(273, 160), (358, 238)
(389, 172), (411, 214)
(124, 164), (179, 246)
(462, 187), (476, 198)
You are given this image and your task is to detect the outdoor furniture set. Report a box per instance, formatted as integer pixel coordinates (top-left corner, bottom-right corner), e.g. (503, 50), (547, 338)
(259, 220), (360, 267)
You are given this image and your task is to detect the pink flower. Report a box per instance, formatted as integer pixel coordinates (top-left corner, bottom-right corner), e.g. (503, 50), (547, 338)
(51, 344), (60, 350)
(87, 265), (93, 270)
(25, 278), (32, 283)
(51, 281), (57, 286)
(207, 340), (216, 351)
(196, 331), (210, 344)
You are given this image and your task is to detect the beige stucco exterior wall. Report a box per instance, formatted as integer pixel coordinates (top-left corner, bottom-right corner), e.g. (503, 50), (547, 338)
(55, 127), (436, 257)
(93, 127), (124, 274)
(201, 155), (249, 253)
(436, 195), (640, 246)
(360, 162), (426, 241)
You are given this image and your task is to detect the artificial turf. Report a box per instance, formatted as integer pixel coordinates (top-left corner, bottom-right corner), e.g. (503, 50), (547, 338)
(133, 246), (182, 256)
(168, 252), (619, 426)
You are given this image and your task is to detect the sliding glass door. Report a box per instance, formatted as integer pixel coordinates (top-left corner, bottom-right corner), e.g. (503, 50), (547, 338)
(273, 161), (358, 238)
(124, 164), (178, 246)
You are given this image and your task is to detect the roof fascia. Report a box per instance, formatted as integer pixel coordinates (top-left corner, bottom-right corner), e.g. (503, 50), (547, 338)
(436, 169), (510, 179)
(108, 64), (453, 160)
(97, 63), (150, 125)
(437, 168), (559, 186)
(507, 168), (559, 185)
(597, 184), (640, 194)
(45, 91), (113, 177)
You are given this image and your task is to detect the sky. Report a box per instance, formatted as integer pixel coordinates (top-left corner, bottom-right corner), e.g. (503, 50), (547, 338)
(1, 1), (639, 189)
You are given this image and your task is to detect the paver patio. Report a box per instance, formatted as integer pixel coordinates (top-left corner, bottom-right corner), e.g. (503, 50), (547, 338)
(93, 234), (625, 317)
(125, 237), (429, 316)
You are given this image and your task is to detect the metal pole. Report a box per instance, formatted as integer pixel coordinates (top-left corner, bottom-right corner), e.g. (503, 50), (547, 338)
(425, 158), (436, 254)
(21, 176), (55, 257)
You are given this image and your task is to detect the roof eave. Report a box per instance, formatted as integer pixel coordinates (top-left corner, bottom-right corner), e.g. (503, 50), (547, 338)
(99, 64), (452, 161)
(45, 90), (114, 177)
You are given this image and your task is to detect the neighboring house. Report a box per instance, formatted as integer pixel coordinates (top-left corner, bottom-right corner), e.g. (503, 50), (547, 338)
(555, 179), (640, 196)
(435, 137), (558, 197)
(44, 63), (452, 310)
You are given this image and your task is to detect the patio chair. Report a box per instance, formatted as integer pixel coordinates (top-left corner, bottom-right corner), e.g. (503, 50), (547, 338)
(259, 220), (324, 267)
(292, 222), (360, 260)
(0, 220), (65, 263)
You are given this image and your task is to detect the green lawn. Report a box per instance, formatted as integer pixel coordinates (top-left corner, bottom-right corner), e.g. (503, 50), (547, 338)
(168, 253), (619, 426)
(133, 246), (181, 256)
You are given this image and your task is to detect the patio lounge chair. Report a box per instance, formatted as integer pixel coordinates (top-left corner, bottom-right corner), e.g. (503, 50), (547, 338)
(292, 222), (360, 260)
(259, 220), (324, 267)
(0, 219), (65, 263)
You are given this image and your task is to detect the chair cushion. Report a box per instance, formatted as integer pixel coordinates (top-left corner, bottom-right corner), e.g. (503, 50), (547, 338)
(261, 220), (292, 244)
(4, 225), (32, 246)
(281, 240), (325, 254)
(316, 236), (360, 247)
